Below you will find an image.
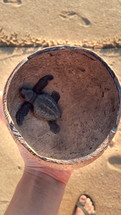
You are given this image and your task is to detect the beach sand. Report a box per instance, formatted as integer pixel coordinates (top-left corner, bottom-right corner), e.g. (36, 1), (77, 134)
(0, 48), (121, 215)
(0, 0), (121, 47)
(0, 0), (121, 214)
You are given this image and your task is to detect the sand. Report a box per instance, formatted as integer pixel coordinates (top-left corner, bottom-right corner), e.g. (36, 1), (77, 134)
(0, 0), (121, 47)
(0, 48), (121, 215)
(0, 1), (121, 214)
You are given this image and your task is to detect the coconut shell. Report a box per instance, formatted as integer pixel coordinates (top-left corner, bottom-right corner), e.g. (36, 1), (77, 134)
(3, 46), (121, 170)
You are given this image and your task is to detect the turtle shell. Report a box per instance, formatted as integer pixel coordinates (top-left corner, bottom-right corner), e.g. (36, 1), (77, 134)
(33, 93), (61, 121)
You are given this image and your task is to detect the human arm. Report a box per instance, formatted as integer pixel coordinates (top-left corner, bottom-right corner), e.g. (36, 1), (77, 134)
(0, 91), (72, 215)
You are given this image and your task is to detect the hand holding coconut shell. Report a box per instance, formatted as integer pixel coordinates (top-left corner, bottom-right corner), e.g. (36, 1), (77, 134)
(0, 91), (71, 184)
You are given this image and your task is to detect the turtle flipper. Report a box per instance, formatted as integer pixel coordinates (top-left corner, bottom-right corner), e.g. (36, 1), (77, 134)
(51, 91), (60, 103)
(16, 102), (33, 126)
(48, 120), (60, 134)
(33, 75), (54, 93)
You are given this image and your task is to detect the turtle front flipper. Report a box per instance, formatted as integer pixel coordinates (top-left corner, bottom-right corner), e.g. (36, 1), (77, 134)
(48, 120), (60, 134)
(33, 75), (54, 94)
(51, 91), (60, 103)
(16, 102), (33, 126)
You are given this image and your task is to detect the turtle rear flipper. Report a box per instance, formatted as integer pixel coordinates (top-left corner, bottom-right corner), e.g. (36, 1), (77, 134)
(51, 91), (60, 103)
(16, 102), (33, 125)
(48, 120), (60, 134)
(33, 75), (54, 94)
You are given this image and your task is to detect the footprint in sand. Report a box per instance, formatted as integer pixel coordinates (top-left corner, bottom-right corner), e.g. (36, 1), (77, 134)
(3, 0), (22, 6)
(59, 11), (91, 27)
(108, 155), (121, 173)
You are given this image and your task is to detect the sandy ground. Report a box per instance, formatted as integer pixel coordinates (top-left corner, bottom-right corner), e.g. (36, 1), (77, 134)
(0, 0), (121, 47)
(0, 47), (121, 215)
(0, 0), (121, 214)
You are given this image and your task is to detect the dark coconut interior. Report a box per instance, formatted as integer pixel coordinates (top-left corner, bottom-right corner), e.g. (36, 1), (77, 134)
(7, 49), (119, 160)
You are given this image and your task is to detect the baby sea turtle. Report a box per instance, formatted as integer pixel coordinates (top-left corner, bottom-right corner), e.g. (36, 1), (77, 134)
(16, 75), (61, 133)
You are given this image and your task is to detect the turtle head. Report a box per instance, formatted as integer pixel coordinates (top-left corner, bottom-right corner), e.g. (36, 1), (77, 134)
(19, 87), (36, 103)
